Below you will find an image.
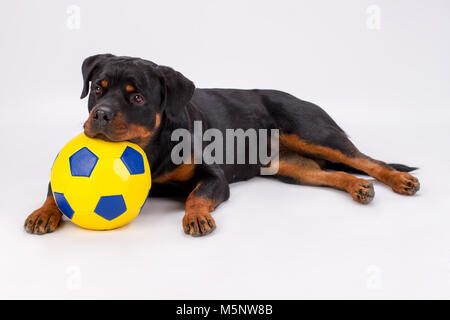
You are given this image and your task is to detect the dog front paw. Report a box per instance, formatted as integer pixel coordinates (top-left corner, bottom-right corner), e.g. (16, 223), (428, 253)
(25, 198), (62, 234)
(182, 212), (216, 237)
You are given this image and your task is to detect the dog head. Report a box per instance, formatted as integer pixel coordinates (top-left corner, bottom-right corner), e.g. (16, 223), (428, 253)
(81, 54), (195, 148)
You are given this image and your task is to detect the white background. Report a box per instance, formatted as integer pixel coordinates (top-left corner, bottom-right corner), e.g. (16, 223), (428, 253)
(0, 0), (449, 299)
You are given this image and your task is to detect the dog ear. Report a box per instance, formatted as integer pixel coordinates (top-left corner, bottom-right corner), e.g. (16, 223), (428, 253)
(157, 65), (195, 120)
(80, 54), (115, 99)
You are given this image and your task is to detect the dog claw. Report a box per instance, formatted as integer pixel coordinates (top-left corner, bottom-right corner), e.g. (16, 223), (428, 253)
(350, 180), (375, 204)
(390, 172), (420, 195)
(183, 213), (216, 237)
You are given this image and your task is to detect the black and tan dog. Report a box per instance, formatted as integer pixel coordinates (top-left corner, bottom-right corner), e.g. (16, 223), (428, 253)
(24, 54), (420, 236)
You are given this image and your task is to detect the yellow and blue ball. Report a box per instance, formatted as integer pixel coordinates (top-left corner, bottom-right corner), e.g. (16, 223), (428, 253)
(50, 133), (151, 230)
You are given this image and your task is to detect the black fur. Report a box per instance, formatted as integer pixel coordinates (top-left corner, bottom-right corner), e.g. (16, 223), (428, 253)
(78, 54), (417, 201)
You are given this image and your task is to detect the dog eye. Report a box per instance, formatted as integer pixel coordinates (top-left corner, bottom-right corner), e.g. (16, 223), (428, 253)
(94, 86), (103, 95)
(132, 94), (145, 105)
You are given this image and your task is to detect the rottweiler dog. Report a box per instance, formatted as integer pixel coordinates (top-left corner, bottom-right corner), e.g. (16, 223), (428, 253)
(24, 54), (420, 236)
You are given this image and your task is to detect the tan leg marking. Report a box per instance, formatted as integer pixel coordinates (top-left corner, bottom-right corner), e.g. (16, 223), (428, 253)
(280, 134), (419, 195)
(183, 184), (216, 236)
(276, 154), (375, 204)
(24, 196), (63, 234)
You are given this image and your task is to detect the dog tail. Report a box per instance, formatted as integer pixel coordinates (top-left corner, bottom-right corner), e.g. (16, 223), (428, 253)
(326, 162), (418, 175)
(387, 163), (418, 172)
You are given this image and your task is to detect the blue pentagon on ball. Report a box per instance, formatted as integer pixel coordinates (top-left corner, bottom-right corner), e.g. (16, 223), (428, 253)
(94, 195), (127, 221)
(53, 192), (74, 219)
(121, 146), (145, 175)
(69, 147), (98, 177)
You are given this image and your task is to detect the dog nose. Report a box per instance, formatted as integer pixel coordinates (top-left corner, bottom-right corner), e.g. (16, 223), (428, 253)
(93, 106), (114, 126)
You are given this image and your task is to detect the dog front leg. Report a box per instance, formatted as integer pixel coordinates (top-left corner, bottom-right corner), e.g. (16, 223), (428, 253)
(25, 183), (62, 234)
(183, 167), (229, 237)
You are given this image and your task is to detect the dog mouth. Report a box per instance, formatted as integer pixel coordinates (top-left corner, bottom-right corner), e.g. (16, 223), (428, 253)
(83, 114), (155, 148)
(85, 130), (129, 143)
(87, 130), (144, 146)
(83, 122), (128, 142)
(91, 132), (113, 141)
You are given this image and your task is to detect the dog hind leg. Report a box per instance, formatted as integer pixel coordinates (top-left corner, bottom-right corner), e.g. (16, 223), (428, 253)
(275, 151), (375, 204)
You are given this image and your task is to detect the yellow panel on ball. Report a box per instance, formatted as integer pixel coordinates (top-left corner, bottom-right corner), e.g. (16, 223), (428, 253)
(50, 133), (151, 230)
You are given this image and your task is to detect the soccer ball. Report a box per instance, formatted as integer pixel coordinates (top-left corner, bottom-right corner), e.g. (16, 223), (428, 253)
(50, 133), (151, 230)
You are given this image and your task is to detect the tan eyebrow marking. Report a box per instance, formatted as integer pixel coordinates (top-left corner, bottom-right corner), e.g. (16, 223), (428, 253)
(126, 85), (135, 92)
(101, 80), (108, 88)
